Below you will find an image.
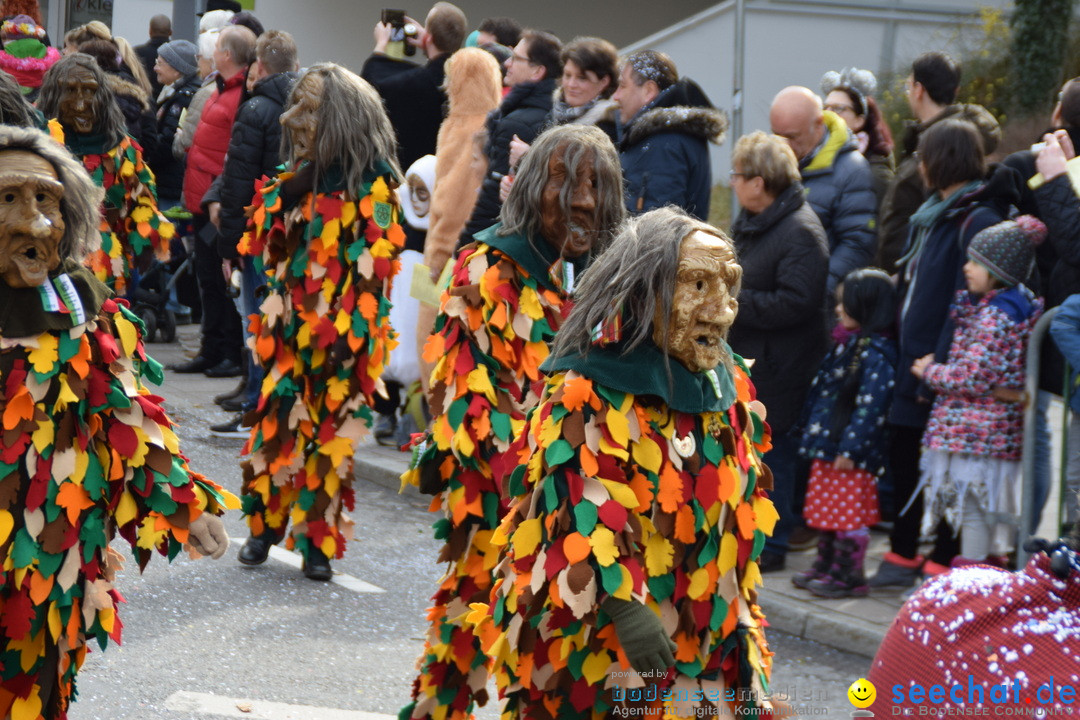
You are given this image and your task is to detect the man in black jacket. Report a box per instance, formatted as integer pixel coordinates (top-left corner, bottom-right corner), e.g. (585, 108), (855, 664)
(204, 30), (298, 436)
(361, 2), (466, 171)
(461, 29), (561, 241)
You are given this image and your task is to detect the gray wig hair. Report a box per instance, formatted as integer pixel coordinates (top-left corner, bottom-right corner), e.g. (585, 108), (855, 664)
(38, 53), (128, 149)
(498, 124), (624, 254)
(0, 125), (105, 262)
(280, 63), (402, 192)
(0, 72), (36, 128)
(551, 206), (740, 376)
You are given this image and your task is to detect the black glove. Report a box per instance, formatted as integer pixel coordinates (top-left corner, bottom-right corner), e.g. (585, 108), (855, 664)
(601, 597), (676, 677)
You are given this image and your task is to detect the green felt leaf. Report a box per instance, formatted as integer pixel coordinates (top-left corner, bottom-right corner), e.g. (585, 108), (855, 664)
(698, 532), (718, 565)
(647, 573), (675, 603)
(37, 550), (63, 578)
(143, 356), (165, 386)
(599, 562), (623, 594)
(710, 595), (729, 631)
(296, 486), (317, 511)
(542, 476), (559, 513)
(482, 491), (499, 528)
(594, 384), (625, 409)
(432, 517), (451, 540)
(12, 527), (37, 567)
(544, 439), (574, 467)
(491, 411), (512, 443)
(507, 464), (526, 499)
(447, 397), (468, 430)
(751, 529), (766, 560)
(573, 501), (597, 535)
(80, 510), (106, 562)
(702, 433), (721, 465)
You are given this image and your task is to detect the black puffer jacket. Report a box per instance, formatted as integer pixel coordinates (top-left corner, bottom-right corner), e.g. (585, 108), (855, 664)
(208, 71), (297, 257)
(148, 74), (201, 201)
(462, 77), (556, 242)
(727, 183), (831, 435)
(107, 71), (158, 160)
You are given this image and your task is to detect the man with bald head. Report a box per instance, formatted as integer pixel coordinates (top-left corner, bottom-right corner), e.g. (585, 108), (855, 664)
(770, 85), (876, 294)
(135, 14), (172, 98)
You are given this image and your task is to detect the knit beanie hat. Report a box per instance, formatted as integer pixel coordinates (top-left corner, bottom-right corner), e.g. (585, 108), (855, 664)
(967, 215), (1047, 287)
(157, 39), (198, 78)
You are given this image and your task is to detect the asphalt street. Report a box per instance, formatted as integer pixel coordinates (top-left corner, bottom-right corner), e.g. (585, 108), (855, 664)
(66, 335), (872, 719)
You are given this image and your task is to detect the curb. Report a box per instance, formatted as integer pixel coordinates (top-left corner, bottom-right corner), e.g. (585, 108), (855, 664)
(757, 588), (887, 659)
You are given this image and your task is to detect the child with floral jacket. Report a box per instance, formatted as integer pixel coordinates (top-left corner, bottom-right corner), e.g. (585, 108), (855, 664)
(910, 217), (1045, 564)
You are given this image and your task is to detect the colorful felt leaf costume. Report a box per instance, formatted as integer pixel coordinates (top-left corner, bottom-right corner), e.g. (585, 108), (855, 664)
(239, 161), (403, 561)
(0, 261), (237, 720)
(400, 224), (589, 720)
(472, 342), (778, 720)
(57, 126), (173, 296)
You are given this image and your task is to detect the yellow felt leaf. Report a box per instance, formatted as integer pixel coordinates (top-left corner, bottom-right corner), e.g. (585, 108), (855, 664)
(752, 495), (779, 536)
(296, 322), (312, 349)
(318, 435), (354, 468)
(11, 690), (42, 720)
(130, 205), (152, 223)
(159, 220), (175, 240)
(136, 516), (166, 549)
(718, 532), (738, 574)
(321, 217), (341, 246)
(511, 518), (542, 557)
(465, 366), (496, 402)
(371, 176), (390, 203)
(537, 415), (563, 449)
(0, 510), (12, 545)
(326, 375), (350, 405)
(588, 526), (618, 566)
(605, 404), (630, 448)
(47, 602), (61, 641)
(582, 652), (610, 686)
(613, 563), (633, 600)
(341, 201), (357, 227)
(742, 559), (763, 594)
(99, 607), (115, 633)
(114, 491), (138, 528)
(370, 237), (396, 259)
(519, 285), (543, 320)
(643, 534), (674, 576)
(687, 567), (710, 600)
(598, 477), (638, 509)
(31, 420), (55, 455)
(116, 315), (138, 357)
(56, 375), (79, 406)
(27, 334), (58, 374)
(631, 435), (662, 475)
(333, 310), (350, 336)
(452, 421), (476, 457)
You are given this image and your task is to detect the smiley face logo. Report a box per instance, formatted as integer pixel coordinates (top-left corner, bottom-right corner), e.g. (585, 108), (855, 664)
(848, 678), (876, 708)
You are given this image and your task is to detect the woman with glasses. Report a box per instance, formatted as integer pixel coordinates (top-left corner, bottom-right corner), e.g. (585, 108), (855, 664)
(727, 131), (831, 573)
(821, 67), (894, 212)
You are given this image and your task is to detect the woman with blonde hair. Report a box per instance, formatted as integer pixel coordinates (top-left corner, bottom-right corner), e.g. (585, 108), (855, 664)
(415, 46), (503, 390)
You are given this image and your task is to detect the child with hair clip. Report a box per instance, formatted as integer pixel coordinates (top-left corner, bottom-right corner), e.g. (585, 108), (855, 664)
(795, 268), (898, 597)
(911, 216), (1046, 569)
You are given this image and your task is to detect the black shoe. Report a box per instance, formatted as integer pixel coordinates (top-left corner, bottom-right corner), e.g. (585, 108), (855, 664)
(210, 414), (252, 438)
(204, 358), (245, 378)
(757, 550), (786, 573)
(303, 548), (333, 581)
(238, 534), (275, 565)
(219, 395), (247, 412)
(373, 413), (397, 446)
(169, 355), (217, 373)
(214, 379), (247, 405)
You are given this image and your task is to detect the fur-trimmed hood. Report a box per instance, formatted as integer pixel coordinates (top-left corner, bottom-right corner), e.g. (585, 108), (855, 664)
(620, 78), (727, 149)
(106, 72), (150, 112)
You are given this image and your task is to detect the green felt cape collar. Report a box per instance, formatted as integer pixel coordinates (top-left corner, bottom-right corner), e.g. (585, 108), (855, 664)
(310, 159), (396, 195)
(0, 259), (110, 338)
(474, 224), (591, 294)
(64, 131), (112, 156)
(541, 339), (738, 414)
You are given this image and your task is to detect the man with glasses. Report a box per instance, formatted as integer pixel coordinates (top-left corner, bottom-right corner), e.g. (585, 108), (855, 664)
(875, 51), (1001, 274)
(462, 29), (561, 241)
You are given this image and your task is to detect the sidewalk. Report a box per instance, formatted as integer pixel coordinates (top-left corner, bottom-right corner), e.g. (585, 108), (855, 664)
(157, 326), (902, 661)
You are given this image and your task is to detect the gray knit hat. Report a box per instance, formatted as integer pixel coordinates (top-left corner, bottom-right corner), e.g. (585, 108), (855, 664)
(967, 215), (1047, 287)
(157, 39), (198, 78)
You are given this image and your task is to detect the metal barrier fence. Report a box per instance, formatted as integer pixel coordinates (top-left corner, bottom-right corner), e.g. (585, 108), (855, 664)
(1019, 306), (1064, 566)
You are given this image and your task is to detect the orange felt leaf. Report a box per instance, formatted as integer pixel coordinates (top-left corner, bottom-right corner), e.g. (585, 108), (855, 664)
(721, 601), (738, 637)
(561, 375), (593, 413)
(735, 502), (756, 540)
(580, 445), (599, 478)
(657, 465), (682, 513)
(563, 532), (591, 564)
(489, 302), (507, 330)
(56, 482), (94, 525)
(29, 571), (54, 605)
(674, 505), (696, 544)
(69, 339), (91, 378)
(718, 463), (737, 504)
(66, 597), (81, 648)
(2, 389), (33, 428)
(627, 470), (653, 511)
(136, 221), (151, 237)
(471, 413), (491, 443)
(674, 631), (698, 663)
(387, 222), (405, 247)
(358, 292), (378, 321)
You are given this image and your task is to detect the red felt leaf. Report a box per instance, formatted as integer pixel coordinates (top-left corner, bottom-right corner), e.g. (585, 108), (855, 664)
(694, 464), (719, 508)
(107, 422), (139, 458)
(2, 589), (32, 639)
(544, 536), (569, 579)
(597, 500), (628, 531)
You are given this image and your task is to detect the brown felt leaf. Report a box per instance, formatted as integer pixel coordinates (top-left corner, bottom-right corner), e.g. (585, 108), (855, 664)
(562, 411), (585, 449)
(758, 462), (774, 492)
(566, 561), (593, 594)
(0, 472), (20, 510)
(39, 516), (71, 554)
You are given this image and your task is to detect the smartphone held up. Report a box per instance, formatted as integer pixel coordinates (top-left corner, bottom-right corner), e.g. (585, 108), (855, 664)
(382, 8), (419, 59)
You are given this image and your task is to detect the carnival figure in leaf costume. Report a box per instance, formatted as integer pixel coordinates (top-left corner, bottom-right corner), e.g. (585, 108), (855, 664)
(236, 64), (404, 581)
(471, 208), (779, 719)
(38, 53), (172, 295)
(400, 124), (626, 720)
(0, 126), (233, 720)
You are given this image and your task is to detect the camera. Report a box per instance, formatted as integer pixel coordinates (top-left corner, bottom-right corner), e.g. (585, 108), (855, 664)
(382, 8), (418, 58)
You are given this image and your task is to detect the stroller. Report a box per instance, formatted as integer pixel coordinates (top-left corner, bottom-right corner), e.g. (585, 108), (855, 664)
(128, 207), (195, 343)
